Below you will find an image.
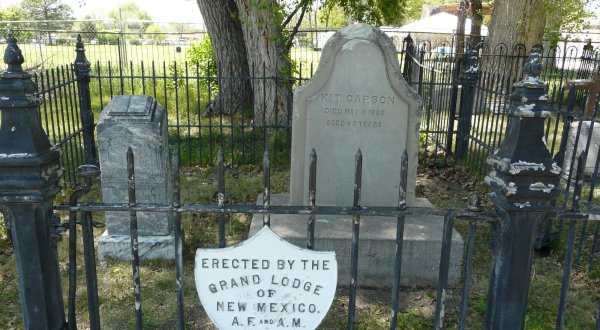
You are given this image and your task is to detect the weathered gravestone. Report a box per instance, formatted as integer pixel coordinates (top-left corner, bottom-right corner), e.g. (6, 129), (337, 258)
(195, 226), (337, 329)
(97, 95), (174, 260)
(250, 24), (463, 287)
(562, 121), (600, 181)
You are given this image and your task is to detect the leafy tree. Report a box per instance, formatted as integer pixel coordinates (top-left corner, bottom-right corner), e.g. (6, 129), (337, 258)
(318, 4), (349, 28)
(197, 0), (421, 124)
(0, 5), (29, 41)
(78, 15), (100, 41)
(21, 0), (73, 21)
(321, 0), (406, 25)
(21, 0), (74, 43)
(108, 2), (152, 32)
(145, 24), (166, 42)
(0, 5), (26, 21)
(544, 0), (594, 47)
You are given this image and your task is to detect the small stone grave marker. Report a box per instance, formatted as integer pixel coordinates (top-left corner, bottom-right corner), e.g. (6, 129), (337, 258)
(97, 95), (174, 260)
(195, 226), (337, 329)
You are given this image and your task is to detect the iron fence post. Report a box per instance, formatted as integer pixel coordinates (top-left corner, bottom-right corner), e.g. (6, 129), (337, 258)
(0, 37), (65, 329)
(455, 49), (479, 159)
(74, 35), (98, 166)
(402, 34), (415, 84)
(483, 47), (559, 329)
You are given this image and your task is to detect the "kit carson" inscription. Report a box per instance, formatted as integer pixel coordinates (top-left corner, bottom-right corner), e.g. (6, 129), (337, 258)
(321, 93), (396, 104)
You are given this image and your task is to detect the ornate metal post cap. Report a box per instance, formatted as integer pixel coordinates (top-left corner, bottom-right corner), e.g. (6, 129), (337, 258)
(484, 46), (559, 210)
(461, 48), (479, 81)
(0, 38), (39, 108)
(508, 45), (551, 118)
(75, 34), (91, 72)
(0, 36), (59, 171)
(3, 37), (24, 72)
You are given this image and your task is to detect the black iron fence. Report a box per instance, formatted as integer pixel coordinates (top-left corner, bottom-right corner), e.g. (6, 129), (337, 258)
(3, 28), (600, 328)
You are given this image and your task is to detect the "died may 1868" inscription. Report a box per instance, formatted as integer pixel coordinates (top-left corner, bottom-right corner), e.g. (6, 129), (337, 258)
(319, 93), (393, 129)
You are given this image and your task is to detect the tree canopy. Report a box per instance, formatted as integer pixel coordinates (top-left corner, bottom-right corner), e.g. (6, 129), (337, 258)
(108, 2), (152, 31)
(21, 0), (73, 21)
(0, 5), (26, 21)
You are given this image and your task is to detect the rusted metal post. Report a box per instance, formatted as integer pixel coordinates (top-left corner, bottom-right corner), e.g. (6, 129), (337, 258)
(484, 46), (560, 329)
(0, 37), (65, 329)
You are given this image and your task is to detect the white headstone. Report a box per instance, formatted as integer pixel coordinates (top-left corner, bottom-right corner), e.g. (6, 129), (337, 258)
(195, 227), (337, 329)
(562, 121), (600, 180)
(289, 24), (421, 207)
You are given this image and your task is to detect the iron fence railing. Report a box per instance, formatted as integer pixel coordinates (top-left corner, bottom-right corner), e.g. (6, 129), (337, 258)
(3, 26), (600, 330)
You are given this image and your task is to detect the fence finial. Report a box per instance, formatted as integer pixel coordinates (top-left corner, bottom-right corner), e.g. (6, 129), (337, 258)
(3, 36), (25, 74)
(524, 45), (542, 80)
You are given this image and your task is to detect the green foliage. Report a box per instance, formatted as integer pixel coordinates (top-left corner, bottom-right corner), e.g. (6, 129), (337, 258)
(108, 2), (152, 32)
(96, 33), (119, 45)
(186, 37), (218, 86)
(544, 0), (593, 46)
(145, 24), (166, 42)
(78, 18), (99, 41)
(21, 0), (74, 21)
(318, 4), (349, 28)
(322, 0), (408, 25)
(0, 4), (26, 21)
(20, 0), (74, 33)
(401, 0), (448, 23)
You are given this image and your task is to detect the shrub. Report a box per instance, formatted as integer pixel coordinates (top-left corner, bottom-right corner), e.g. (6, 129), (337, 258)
(184, 37), (218, 95)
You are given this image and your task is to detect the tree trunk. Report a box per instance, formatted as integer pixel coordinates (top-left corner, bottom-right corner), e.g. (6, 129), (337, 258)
(470, 0), (483, 48)
(235, 0), (291, 126)
(455, 0), (468, 57)
(484, 0), (547, 81)
(196, 0), (253, 115)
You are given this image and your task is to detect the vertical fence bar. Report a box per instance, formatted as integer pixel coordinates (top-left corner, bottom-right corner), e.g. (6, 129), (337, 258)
(458, 220), (477, 330)
(263, 149), (271, 227)
(172, 149), (185, 330)
(75, 164), (101, 330)
(67, 200), (78, 330)
(434, 211), (454, 330)
(389, 150), (408, 329)
(556, 219), (578, 330)
(217, 147), (226, 248)
(596, 298), (600, 330)
(589, 221), (600, 272)
(348, 149), (362, 329)
(307, 149), (317, 250)
(127, 147), (143, 329)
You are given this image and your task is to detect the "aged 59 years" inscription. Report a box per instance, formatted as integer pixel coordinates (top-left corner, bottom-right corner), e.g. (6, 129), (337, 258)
(195, 226), (337, 329)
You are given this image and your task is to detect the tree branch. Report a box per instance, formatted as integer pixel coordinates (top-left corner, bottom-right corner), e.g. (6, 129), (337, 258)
(285, 1), (309, 50)
(282, 0), (310, 28)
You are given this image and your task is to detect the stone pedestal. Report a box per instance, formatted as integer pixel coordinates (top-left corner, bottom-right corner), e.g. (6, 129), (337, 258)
(97, 95), (174, 260)
(250, 194), (464, 288)
(98, 232), (175, 261)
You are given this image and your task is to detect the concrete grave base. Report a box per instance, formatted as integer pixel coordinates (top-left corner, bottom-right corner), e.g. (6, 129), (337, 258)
(249, 194), (464, 288)
(98, 231), (175, 261)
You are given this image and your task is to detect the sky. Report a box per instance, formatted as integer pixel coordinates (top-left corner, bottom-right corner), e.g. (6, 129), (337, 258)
(0, 0), (204, 23)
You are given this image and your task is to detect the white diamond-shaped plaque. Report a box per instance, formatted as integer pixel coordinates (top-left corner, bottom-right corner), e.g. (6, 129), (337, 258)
(195, 226), (337, 329)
